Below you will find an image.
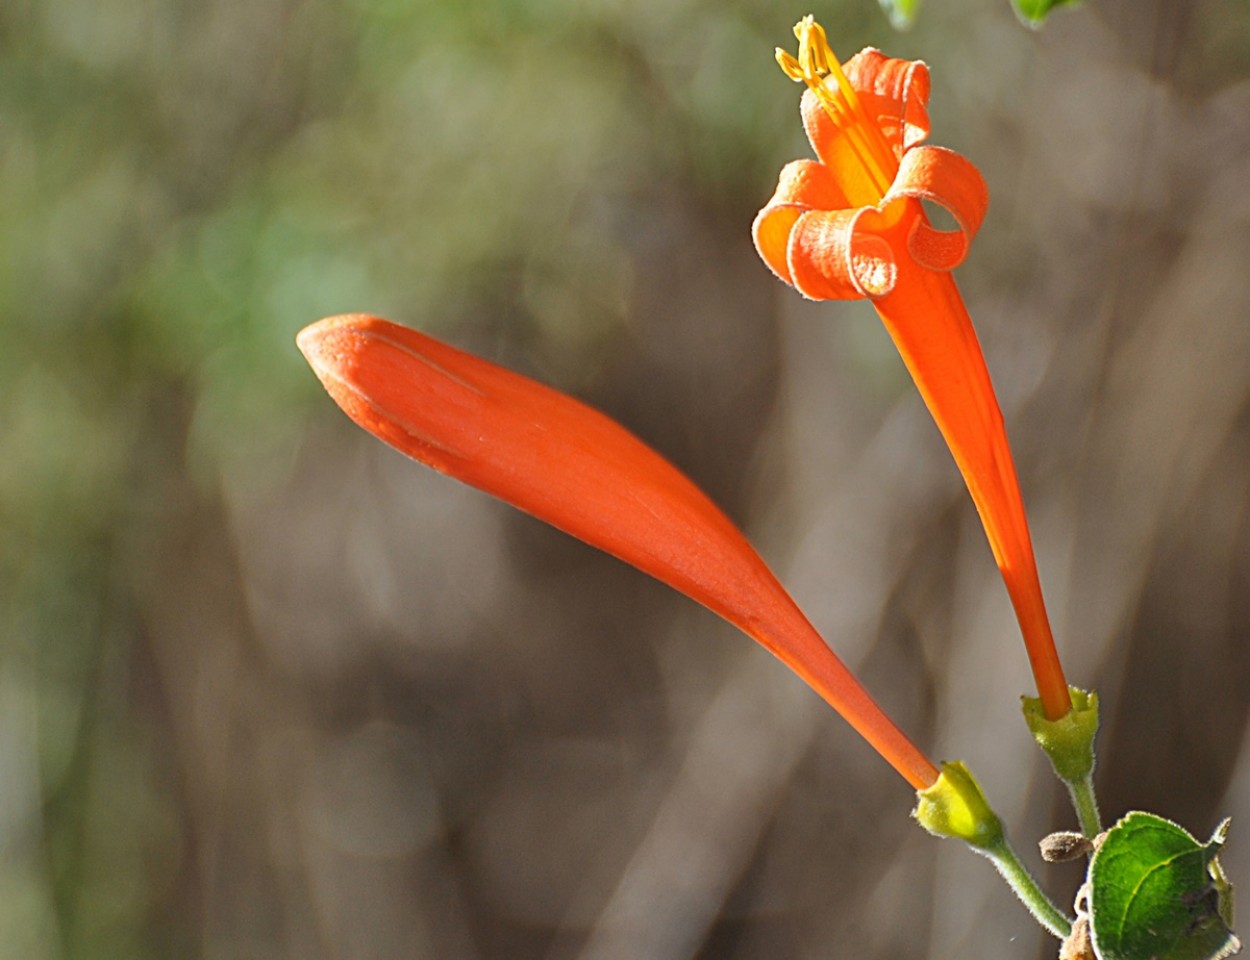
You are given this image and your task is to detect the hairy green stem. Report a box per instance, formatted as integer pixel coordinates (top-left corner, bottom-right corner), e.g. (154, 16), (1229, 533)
(979, 835), (1073, 940)
(1067, 773), (1102, 838)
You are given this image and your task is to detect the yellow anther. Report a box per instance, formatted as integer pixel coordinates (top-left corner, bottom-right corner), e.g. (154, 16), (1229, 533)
(795, 15), (834, 78)
(775, 48), (805, 82)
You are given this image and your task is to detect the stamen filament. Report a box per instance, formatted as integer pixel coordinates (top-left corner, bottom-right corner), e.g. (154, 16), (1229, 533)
(775, 17), (898, 204)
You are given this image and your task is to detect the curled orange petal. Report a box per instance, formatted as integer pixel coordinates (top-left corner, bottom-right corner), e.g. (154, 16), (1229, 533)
(885, 145), (989, 271)
(753, 167), (904, 301)
(752, 159), (849, 286)
(786, 206), (898, 300)
(841, 48), (931, 153)
(298, 314), (941, 789)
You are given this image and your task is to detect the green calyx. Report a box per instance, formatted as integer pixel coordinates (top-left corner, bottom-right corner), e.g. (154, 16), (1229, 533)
(915, 761), (1075, 939)
(914, 761), (1003, 850)
(1022, 686), (1099, 783)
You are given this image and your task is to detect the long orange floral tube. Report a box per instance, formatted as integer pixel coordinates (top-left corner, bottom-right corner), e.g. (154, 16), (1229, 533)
(298, 314), (939, 790)
(754, 18), (1070, 720)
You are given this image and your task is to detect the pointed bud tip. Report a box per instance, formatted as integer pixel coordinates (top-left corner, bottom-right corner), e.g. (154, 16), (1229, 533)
(297, 312), (363, 354)
(296, 314), (387, 381)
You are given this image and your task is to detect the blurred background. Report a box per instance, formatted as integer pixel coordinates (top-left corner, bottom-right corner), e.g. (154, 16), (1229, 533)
(4, 0), (1250, 957)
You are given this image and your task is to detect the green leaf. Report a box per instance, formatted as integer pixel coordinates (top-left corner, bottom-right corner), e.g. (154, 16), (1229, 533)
(1010, 0), (1083, 28)
(1088, 812), (1240, 960)
(877, 0), (922, 30)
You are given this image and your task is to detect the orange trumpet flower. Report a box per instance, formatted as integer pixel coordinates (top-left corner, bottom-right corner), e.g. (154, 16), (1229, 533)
(754, 18), (1070, 720)
(298, 314), (939, 790)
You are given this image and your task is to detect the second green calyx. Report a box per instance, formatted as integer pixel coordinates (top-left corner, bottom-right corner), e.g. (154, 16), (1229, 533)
(1022, 685), (1099, 783)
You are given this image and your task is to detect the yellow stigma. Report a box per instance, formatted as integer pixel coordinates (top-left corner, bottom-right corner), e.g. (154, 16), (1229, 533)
(775, 16), (896, 204)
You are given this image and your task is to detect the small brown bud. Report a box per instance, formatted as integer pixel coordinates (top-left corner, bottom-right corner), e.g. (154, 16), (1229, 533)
(1039, 831), (1095, 863)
